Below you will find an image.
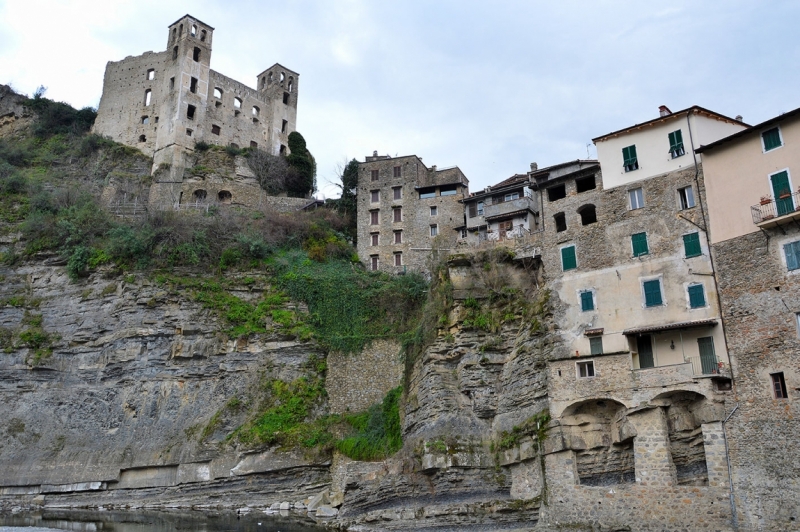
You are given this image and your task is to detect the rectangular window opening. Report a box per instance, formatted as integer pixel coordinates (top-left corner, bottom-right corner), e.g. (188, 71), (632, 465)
(623, 145), (639, 172)
(580, 290), (594, 312)
(772, 372), (788, 399)
(370, 233), (379, 246)
(394, 253), (402, 267)
(440, 185), (458, 196)
(784, 240), (800, 271)
(576, 176), (596, 193)
(688, 284), (706, 308)
(548, 184), (566, 201)
(631, 232), (649, 257)
(430, 225), (438, 237)
(629, 187), (644, 210)
(169, 77), (175, 90)
(370, 169), (379, 182)
(762, 127), (783, 152)
(419, 187), (436, 199)
(283, 92), (290, 104)
(370, 255), (379, 271)
(393, 166), (402, 178)
(393, 187), (402, 200)
(430, 206), (438, 216)
(147, 69), (155, 80)
(394, 231), (402, 244)
(684, 232), (702, 258)
(190, 77), (198, 93)
(211, 124), (221, 135)
(589, 337), (603, 356)
(554, 212), (567, 232)
(643, 279), (663, 307)
(577, 361), (595, 378)
(186, 104), (196, 120)
(669, 130), (685, 158)
(561, 245), (577, 271)
(370, 211), (379, 225)
(678, 186), (695, 209)
(281, 119), (288, 133)
(370, 190), (379, 203)
(477, 201), (484, 216)
(393, 208), (402, 223)
(185, 128), (193, 137)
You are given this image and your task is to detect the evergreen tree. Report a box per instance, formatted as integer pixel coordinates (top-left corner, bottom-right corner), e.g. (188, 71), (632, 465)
(286, 131), (315, 198)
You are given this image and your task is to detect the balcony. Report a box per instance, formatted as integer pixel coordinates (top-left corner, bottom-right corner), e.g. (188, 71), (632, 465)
(483, 196), (538, 221)
(752, 191), (800, 227)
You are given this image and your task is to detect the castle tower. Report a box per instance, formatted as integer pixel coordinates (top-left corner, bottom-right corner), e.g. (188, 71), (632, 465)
(256, 64), (299, 155)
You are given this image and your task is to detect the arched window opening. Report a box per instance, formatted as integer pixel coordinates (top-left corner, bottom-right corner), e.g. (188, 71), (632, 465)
(179, 24), (183, 36)
(171, 28), (176, 42)
(147, 68), (155, 80)
(190, 77), (198, 93)
(193, 47), (201, 62)
(233, 97), (242, 109)
(191, 25), (197, 36)
(250, 141), (258, 148)
(260, 76), (265, 89)
(172, 46), (178, 60)
(288, 77), (294, 93)
(578, 204), (597, 226)
(200, 30), (207, 42)
(280, 72), (285, 82)
(252, 106), (259, 117)
(218, 190), (232, 204)
(193, 189), (207, 201)
(141, 116), (149, 125)
(138, 134), (146, 142)
(554, 212), (567, 232)
(268, 72), (273, 84)
(144, 89), (152, 106)
(213, 87), (222, 99)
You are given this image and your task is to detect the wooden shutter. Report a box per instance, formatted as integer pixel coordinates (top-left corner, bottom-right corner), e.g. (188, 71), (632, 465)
(561, 246), (577, 271)
(763, 128), (782, 151)
(688, 284), (705, 308)
(785, 242), (800, 271)
(580, 291), (594, 311)
(632, 232), (649, 256)
(643, 280), (662, 307)
(637, 335), (654, 368)
(771, 171), (793, 216)
(697, 337), (716, 374)
(683, 232), (701, 257)
(469, 202), (477, 218)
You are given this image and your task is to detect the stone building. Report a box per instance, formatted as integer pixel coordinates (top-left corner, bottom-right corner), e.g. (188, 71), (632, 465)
(93, 14), (299, 206)
(698, 106), (800, 530)
(461, 172), (539, 244)
(356, 152), (468, 273)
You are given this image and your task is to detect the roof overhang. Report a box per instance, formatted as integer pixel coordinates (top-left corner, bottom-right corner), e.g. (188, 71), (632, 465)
(592, 106), (749, 143)
(622, 319), (718, 336)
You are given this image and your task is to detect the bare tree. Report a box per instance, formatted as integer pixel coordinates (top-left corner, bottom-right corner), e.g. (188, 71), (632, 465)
(247, 149), (289, 195)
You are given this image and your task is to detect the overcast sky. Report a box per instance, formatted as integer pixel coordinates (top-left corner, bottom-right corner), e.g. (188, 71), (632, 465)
(1, 0), (799, 198)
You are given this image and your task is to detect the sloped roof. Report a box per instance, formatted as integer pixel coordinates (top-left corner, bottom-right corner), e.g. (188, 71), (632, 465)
(592, 106), (748, 143)
(696, 105), (800, 154)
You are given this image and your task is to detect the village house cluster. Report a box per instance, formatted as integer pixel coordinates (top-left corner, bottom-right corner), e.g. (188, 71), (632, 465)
(356, 104), (800, 529)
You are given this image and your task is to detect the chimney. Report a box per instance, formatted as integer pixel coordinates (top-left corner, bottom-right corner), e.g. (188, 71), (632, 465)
(735, 115), (743, 122)
(659, 105), (672, 117)
(530, 162), (538, 171)
(431, 165), (437, 171)
(373, 150), (378, 156)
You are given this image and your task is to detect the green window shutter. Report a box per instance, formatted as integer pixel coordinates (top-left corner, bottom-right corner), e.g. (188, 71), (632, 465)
(590, 337), (603, 355)
(785, 241), (800, 271)
(669, 130), (684, 156)
(632, 232), (649, 256)
(683, 232), (702, 257)
(622, 145), (638, 168)
(763, 128), (782, 151)
(561, 246), (577, 271)
(688, 284), (706, 308)
(580, 291), (594, 311)
(643, 280), (663, 307)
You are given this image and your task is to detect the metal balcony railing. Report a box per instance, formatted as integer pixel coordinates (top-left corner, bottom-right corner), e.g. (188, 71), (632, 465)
(752, 191), (800, 224)
(688, 354), (723, 376)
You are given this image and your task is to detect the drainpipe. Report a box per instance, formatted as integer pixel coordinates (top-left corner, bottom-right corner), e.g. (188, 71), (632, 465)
(721, 403), (740, 531)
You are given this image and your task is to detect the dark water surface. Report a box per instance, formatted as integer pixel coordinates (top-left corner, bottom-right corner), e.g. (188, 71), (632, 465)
(0, 509), (327, 532)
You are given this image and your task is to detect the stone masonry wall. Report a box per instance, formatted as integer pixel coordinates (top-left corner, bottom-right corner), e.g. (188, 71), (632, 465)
(326, 340), (403, 414)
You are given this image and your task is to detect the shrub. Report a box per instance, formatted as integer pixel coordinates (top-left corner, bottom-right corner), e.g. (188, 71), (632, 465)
(0, 173), (27, 194)
(194, 140), (211, 152)
(335, 386), (403, 461)
(25, 87), (96, 138)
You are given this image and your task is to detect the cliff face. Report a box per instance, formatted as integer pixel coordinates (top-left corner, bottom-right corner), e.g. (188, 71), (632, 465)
(0, 263), (331, 507)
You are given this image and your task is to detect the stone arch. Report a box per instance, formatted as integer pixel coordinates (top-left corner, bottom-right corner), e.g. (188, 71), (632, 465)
(138, 134), (146, 142)
(288, 77), (294, 93)
(192, 189), (207, 202)
(280, 71), (285, 83)
(218, 190), (232, 204)
(577, 204), (597, 225)
(560, 399), (636, 486)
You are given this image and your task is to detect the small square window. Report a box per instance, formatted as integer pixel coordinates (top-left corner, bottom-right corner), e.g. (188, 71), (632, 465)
(623, 145), (638, 172)
(688, 284), (706, 308)
(393, 187), (402, 200)
(393, 208), (402, 223)
(547, 184), (566, 201)
(783, 241), (800, 271)
(141, 116), (149, 125)
(430, 225), (438, 237)
(370, 211), (379, 225)
(577, 361), (595, 378)
(430, 206), (438, 216)
(561, 245), (577, 271)
(589, 337), (603, 356)
(394, 231), (402, 244)
(629, 188), (644, 210)
(771, 372), (788, 399)
(370, 190), (379, 203)
(668, 130), (685, 158)
(643, 279), (663, 307)
(580, 290), (594, 311)
(211, 124), (221, 135)
(394, 253), (402, 267)
(684, 232), (702, 258)
(762, 127), (782, 152)
(371, 233), (379, 246)
(371, 169), (379, 181)
(632, 232), (649, 257)
(147, 69), (155, 80)
(393, 166), (401, 178)
(370, 255), (379, 271)
(185, 128), (193, 136)
(678, 186), (695, 210)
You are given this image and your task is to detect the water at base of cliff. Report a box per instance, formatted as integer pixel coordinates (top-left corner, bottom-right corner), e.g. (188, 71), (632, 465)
(0, 509), (327, 532)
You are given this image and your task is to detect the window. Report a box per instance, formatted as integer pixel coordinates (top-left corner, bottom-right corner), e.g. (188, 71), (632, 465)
(504, 192), (520, 201)
(288, 78), (294, 93)
(784, 240), (800, 271)
(430, 206), (438, 216)
(419, 188), (436, 199)
(147, 69), (155, 80)
(141, 116), (149, 125)
(283, 92), (290, 104)
(554, 212), (567, 232)
(213, 87), (222, 99)
(191, 24), (197, 36)
(370, 255), (379, 271)
(200, 30), (206, 42)
(371, 233), (379, 246)
(688, 284), (706, 308)
(144, 89), (152, 106)
(393, 166), (401, 178)
(576, 176), (596, 193)
(185, 128), (193, 136)
(631, 232), (649, 257)
(371, 169), (379, 181)
(233, 97), (242, 109)
(477, 201), (484, 216)
(668, 130), (685, 158)
(370, 190), (379, 203)
(138, 134), (146, 142)
(194, 189), (208, 202)
(684, 232), (702, 258)
(394, 230), (402, 244)
(370, 211), (379, 225)
(771, 372), (788, 399)
(279, 144), (286, 154)
(393, 187), (402, 200)
(580, 290), (594, 311)
(441, 185), (458, 196)
(577, 361), (595, 378)
(762, 127), (783, 152)
(430, 225), (438, 237)
(250, 141), (258, 149)
(281, 119), (288, 133)
(589, 337), (603, 356)
(170, 77), (175, 90)
(578, 204), (596, 225)
(393, 207), (402, 222)
(193, 47), (201, 62)
(155, 117), (159, 123)
(252, 106), (259, 117)
(678, 186), (695, 209)
(643, 279), (663, 307)
(172, 46), (178, 60)
(190, 77), (198, 93)
(548, 184), (566, 201)
(211, 124), (221, 135)
(629, 187), (644, 210)
(394, 253), (402, 267)
(186, 104), (196, 119)
(623, 145), (638, 172)
(561, 245), (577, 271)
